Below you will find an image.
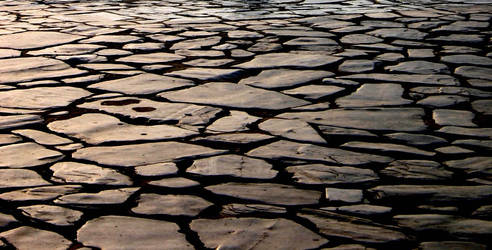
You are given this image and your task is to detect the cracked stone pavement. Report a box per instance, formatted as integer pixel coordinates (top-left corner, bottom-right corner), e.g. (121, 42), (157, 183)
(0, 0), (491, 249)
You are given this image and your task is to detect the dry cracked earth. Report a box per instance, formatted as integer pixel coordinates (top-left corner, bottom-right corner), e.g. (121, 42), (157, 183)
(0, 0), (491, 249)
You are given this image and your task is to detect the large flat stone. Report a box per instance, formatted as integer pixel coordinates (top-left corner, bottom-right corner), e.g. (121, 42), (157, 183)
(28, 44), (105, 56)
(394, 214), (492, 240)
(455, 66), (492, 81)
(286, 164), (379, 185)
(116, 52), (184, 64)
(0, 226), (71, 250)
(206, 111), (260, 133)
(78, 216), (192, 250)
(237, 52), (341, 69)
(0, 213), (16, 228)
(341, 141), (435, 157)
(73, 142), (225, 167)
(187, 154), (277, 179)
(0, 115), (43, 130)
(299, 210), (407, 244)
(88, 73), (194, 95)
(420, 241), (487, 250)
(341, 73), (459, 86)
(0, 57), (87, 84)
(0, 86), (91, 110)
(159, 82), (309, 110)
(132, 194), (213, 217)
(248, 140), (392, 166)
(239, 69), (333, 89)
(12, 129), (73, 146)
(278, 108), (426, 131)
(380, 160), (453, 181)
(54, 188), (138, 206)
(386, 61), (450, 74)
(0, 142), (64, 168)
(206, 182), (321, 206)
(19, 205), (83, 226)
(369, 185), (492, 203)
(165, 68), (243, 81)
(0, 169), (51, 189)
(368, 28), (427, 40)
(336, 83), (412, 107)
(50, 162), (132, 186)
(78, 97), (222, 128)
(48, 113), (197, 145)
(0, 185), (82, 202)
(259, 118), (326, 144)
(445, 157), (492, 176)
(191, 218), (328, 249)
(0, 31), (84, 49)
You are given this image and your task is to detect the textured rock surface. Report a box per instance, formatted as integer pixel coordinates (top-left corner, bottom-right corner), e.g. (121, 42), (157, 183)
(0, 31), (84, 49)
(0, 226), (72, 250)
(237, 52), (341, 69)
(0, 86), (91, 110)
(0, 142), (63, 168)
(73, 142), (224, 167)
(0, 57), (86, 84)
(48, 113), (197, 144)
(278, 108), (426, 131)
(206, 182), (322, 206)
(132, 194), (213, 216)
(159, 82), (309, 110)
(78, 216), (192, 249)
(88, 73), (194, 95)
(191, 217), (328, 249)
(299, 210), (408, 244)
(19, 205), (83, 226)
(50, 162), (132, 186)
(187, 154), (277, 179)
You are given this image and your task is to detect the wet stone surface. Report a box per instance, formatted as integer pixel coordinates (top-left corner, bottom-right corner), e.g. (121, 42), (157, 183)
(0, 0), (491, 249)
